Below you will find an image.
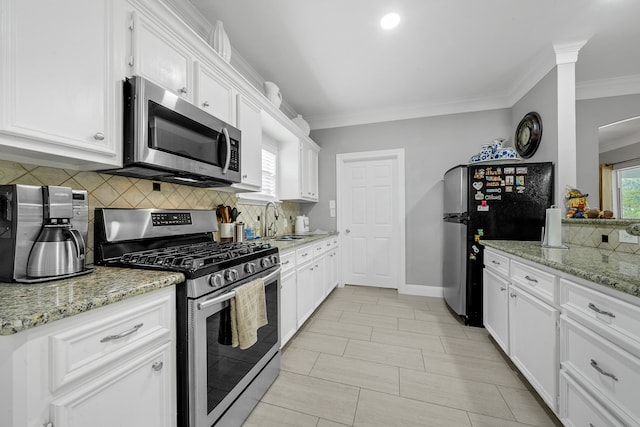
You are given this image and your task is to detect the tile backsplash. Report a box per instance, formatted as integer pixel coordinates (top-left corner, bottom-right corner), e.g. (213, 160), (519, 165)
(563, 219), (640, 254)
(0, 160), (300, 264)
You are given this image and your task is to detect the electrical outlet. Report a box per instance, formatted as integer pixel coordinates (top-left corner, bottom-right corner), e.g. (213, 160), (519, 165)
(619, 229), (639, 244)
(601, 234), (609, 243)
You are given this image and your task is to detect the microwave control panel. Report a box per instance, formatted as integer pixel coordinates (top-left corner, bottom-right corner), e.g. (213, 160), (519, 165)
(229, 138), (240, 172)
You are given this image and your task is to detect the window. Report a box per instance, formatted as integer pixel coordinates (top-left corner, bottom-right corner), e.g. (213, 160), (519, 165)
(617, 165), (640, 218)
(239, 140), (279, 202)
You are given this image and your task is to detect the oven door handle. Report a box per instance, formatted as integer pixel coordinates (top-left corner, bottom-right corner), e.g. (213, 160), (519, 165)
(197, 267), (282, 311)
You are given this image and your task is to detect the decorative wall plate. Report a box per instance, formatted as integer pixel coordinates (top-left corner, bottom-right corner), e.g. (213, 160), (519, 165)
(515, 112), (542, 159)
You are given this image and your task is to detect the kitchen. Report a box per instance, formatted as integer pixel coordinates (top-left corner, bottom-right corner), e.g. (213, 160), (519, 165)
(1, 0), (640, 426)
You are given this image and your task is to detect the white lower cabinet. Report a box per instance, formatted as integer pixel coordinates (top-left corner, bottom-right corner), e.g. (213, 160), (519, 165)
(296, 260), (316, 328)
(482, 267), (510, 354)
(50, 342), (172, 427)
(280, 249), (297, 347)
(0, 286), (175, 427)
(509, 285), (559, 411)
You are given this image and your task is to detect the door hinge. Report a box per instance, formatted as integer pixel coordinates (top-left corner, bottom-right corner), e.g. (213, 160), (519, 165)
(128, 14), (135, 31)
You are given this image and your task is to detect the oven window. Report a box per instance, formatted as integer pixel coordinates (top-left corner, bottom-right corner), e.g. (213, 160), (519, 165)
(206, 280), (279, 413)
(148, 100), (224, 167)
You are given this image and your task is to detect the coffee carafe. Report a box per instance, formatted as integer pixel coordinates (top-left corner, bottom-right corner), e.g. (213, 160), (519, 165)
(27, 186), (86, 278)
(0, 184), (91, 283)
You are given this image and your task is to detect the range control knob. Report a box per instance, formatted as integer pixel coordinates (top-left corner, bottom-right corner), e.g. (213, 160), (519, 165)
(270, 255), (279, 265)
(224, 269), (239, 281)
(260, 258), (271, 268)
(244, 262), (256, 274)
(208, 273), (224, 288)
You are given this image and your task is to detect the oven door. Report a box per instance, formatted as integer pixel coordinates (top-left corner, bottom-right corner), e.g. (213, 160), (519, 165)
(189, 266), (281, 427)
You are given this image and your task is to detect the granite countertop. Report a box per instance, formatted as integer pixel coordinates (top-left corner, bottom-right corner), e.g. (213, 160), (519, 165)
(262, 232), (339, 251)
(0, 267), (184, 336)
(481, 240), (640, 298)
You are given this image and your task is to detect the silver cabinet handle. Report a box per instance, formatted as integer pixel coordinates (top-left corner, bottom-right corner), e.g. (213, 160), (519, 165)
(242, 174), (248, 178)
(152, 361), (163, 371)
(588, 303), (615, 318)
(492, 260), (501, 265)
(500, 286), (506, 291)
(282, 260), (290, 265)
(100, 323), (143, 343)
(202, 101), (210, 107)
(590, 359), (618, 381)
(524, 275), (538, 283)
(345, 229), (351, 234)
(93, 132), (105, 141)
(509, 292), (517, 298)
(179, 87), (188, 94)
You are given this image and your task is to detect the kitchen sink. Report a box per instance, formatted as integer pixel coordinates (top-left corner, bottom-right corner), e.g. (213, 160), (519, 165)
(274, 235), (305, 241)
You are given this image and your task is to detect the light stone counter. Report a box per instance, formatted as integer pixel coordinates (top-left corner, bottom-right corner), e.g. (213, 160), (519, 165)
(0, 267), (184, 336)
(261, 232), (339, 252)
(481, 240), (640, 298)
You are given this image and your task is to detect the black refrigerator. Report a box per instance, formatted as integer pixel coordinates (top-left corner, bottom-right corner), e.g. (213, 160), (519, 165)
(442, 162), (554, 326)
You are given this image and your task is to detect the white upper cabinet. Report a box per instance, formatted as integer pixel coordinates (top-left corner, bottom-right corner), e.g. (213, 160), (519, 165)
(195, 62), (235, 125)
(301, 139), (319, 201)
(0, 0), (124, 169)
(278, 133), (320, 202)
(129, 10), (193, 101)
(234, 94), (263, 191)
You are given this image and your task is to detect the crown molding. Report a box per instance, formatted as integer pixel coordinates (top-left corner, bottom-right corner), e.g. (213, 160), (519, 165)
(306, 95), (511, 130)
(554, 40), (588, 65)
(576, 74), (640, 100)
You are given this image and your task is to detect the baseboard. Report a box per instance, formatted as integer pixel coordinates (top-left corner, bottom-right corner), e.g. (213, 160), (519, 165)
(399, 283), (444, 297)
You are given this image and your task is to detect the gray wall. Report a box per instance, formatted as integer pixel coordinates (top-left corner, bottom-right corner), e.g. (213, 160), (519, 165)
(576, 93), (640, 207)
(306, 109), (511, 287)
(600, 141), (640, 165)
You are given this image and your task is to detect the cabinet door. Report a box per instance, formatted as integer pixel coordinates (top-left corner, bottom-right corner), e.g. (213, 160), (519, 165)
(0, 0), (121, 167)
(300, 141), (319, 201)
(509, 285), (559, 411)
(50, 343), (174, 427)
(326, 249), (338, 296)
(235, 94), (263, 190)
(280, 270), (297, 347)
(296, 263), (316, 327)
(131, 11), (192, 100)
(313, 255), (326, 309)
(195, 62), (235, 125)
(483, 268), (510, 354)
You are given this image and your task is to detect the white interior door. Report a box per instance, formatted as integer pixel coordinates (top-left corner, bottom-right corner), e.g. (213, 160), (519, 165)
(337, 150), (404, 289)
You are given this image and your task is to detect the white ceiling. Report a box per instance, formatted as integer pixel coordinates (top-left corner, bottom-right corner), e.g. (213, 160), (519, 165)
(187, 0), (640, 130)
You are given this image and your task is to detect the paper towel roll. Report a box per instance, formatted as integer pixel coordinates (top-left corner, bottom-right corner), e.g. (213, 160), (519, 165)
(543, 207), (563, 248)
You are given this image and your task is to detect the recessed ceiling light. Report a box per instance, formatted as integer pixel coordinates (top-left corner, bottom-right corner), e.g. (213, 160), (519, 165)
(380, 13), (400, 30)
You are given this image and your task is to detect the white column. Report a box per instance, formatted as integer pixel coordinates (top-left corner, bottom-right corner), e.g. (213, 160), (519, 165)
(554, 41), (587, 205)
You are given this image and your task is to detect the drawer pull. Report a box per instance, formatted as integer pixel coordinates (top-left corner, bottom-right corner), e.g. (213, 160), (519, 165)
(588, 303), (615, 318)
(509, 292), (517, 298)
(524, 275), (538, 283)
(282, 260), (290, 265)
(491, 260), (501, 265)
(590, 359), (618, 381)
(100, 323), (143, 343)
(500, 286), (506, 291)
(152, 361), (164, 372)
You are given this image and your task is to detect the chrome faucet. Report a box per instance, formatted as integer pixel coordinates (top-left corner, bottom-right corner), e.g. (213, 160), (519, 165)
(264, 201), (280, 238)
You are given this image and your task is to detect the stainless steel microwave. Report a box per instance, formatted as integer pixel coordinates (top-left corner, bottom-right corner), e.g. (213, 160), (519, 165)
(103, 75), (241, 187)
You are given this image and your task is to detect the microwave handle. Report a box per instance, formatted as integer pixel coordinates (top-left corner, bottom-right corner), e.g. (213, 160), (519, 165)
(222, 127), (231, 175)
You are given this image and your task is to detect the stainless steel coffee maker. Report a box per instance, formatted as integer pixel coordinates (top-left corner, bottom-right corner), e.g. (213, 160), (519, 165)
(0, 184), (92, 283)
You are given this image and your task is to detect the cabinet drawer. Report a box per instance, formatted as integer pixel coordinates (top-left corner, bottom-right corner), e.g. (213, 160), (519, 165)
(561, 316), (640, 423)
(280, 250), (296, 273)
(323, 238), (338, 251)
(484, 249), (509, 277)
(559, 369), (630, 427)
(313, 242), (327, 257)
(510, 260), (556, 304)
(296, 245), (314, 265)
(561, 278), (640, 353)
(50, 290), (173, 391)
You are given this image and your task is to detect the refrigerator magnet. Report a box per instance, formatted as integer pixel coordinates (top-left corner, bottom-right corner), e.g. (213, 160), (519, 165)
(475, 191), (484, 200)
(472, 181), (483, 190)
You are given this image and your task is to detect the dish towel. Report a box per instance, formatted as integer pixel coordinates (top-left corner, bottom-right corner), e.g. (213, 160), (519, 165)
(230, 278), (268, 349)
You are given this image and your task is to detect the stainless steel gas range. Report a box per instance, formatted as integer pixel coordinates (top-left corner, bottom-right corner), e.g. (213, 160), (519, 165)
(94, 208), (281, 427)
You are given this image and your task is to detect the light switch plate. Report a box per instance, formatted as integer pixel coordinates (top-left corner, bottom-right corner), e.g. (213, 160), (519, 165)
(619, 229), (639, 244)
(329, 200), (336, 209)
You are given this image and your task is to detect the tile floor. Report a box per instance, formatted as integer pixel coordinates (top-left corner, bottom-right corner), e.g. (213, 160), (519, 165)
(243, 285), (563, 427)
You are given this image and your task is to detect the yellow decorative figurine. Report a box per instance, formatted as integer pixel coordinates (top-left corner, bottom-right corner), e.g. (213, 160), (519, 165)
(565, 186), (589, 218)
